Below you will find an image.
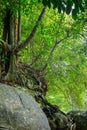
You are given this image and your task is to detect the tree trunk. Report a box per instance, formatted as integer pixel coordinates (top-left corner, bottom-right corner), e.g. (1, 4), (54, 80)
(5, 5), (22, 82)
(0, 55), (1, 78)
(5, 12), (17, 81)
(5, 54), (17, 81)
(1, 5), (46, 82)
(14, 18), (18, 45)
(14, 7), (21, 45)
(1, 10), (9, 76)
(17, 1), (21, 43)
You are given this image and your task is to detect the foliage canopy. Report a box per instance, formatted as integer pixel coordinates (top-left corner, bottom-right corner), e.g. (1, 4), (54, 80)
(39, 0), (87, 19)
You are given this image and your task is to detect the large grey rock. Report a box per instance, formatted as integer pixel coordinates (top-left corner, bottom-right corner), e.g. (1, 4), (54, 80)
(0, 83), (50, 130)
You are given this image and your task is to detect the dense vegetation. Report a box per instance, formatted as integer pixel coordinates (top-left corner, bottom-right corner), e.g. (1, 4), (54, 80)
(20, 5), (87, 111)
(0, 0), (87, 112)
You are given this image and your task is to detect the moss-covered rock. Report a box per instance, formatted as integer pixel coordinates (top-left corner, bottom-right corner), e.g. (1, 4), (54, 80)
(67, 110), (87, 130)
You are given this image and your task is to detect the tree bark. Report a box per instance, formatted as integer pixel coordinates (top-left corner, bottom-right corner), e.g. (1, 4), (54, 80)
(4, 9), (14, 73)
(5, 13), (16, 81)
(1, 10), (9, 76)
(0, 51), (1, 78)
(17, 0), (21, 43)
(14, 1), (21, 45)
(14, 17), (18, 45)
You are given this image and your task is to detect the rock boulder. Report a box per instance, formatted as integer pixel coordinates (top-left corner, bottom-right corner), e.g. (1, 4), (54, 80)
(0, 83), (50, 130)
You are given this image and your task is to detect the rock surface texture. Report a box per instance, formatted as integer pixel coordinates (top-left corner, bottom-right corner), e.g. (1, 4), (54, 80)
(0, 83), (50, 130)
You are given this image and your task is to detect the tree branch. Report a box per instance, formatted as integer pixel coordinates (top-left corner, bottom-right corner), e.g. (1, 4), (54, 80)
(42, 34), (71, 71)
(14, 7), (47, 53)
(29, 52), (42, 66)
(0, 39), (11, 51)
